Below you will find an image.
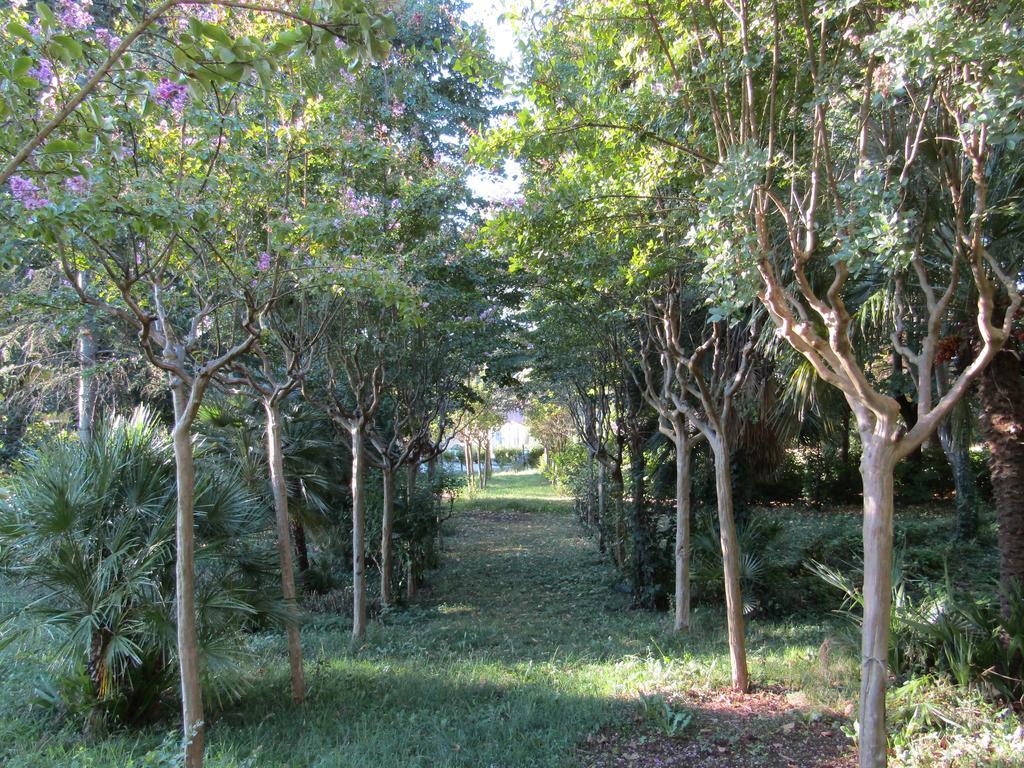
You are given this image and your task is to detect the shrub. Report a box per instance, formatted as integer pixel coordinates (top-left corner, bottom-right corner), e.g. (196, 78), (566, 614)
(807, 557), (1024, 701)
(0, 409), (284, 727)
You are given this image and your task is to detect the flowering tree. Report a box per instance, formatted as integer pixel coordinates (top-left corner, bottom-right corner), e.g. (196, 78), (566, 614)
(1, 5), (393, 763)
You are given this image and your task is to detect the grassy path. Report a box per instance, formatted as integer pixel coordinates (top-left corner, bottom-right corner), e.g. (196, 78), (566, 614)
(1, 470), (843, 767)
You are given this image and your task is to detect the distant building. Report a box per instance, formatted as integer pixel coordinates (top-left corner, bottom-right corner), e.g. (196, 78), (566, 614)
(491, 410), (535, 450)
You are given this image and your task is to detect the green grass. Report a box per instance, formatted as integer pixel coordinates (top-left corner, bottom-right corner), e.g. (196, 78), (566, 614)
(0, 470), (852, 767)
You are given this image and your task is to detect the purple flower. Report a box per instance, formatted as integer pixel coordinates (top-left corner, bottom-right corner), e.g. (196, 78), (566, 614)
(25, 268), (35, 280)
(95, 28), (121, 51)
(256, 251), (272, 271)
(58, 0), (93, 30)
(9, 176), (51, 210)
(27, 58), (54, 86)
(64, 175), (90, 195)
(154, 78), (188, 114)
(182, 4), (222, 23)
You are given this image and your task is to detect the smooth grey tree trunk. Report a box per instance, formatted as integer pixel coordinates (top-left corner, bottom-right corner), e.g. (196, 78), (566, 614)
(350, 425), (367, 640)
(710, 438), (749, 691)
(674, 429), (695, 633)
(380, 466), (395, 609)
(858, 437), (896, 768)
(170, 386), (204, 768)
(264, 400), (305, 703)
(77, 271), (97, 442)
(406, 461), (417, 502)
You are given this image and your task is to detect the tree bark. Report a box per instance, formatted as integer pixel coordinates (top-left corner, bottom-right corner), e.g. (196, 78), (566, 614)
(380, 465), (395, 609)
(937, 400), (978, 540)
(484, 435), (492, 484)
(77, 271), (97, 442)
(406, 461), (417, 503)
(264, 399), (305, 703)
(858, 437), (897, 768)
(170, 386), (204, 768)
(292, 520), (310, 575)
(979, 350), (1024, 616)
(350, 425), (367, 641)
(674, 429), (694, 633)
(710, 438), (749, 692)
(610, 464), (626, 569)
(629, 438), (655, 608)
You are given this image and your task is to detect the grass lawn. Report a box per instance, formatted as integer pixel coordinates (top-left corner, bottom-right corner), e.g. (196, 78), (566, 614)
(0, 470), (860, 767)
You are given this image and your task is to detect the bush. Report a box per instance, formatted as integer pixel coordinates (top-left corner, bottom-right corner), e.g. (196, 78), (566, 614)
(544, 444), (588, 494)
(525, 446), (544, 468)
(492, 447), (526, 469)
(0, 409), (284, 726)
(808, 557), (1024, 701)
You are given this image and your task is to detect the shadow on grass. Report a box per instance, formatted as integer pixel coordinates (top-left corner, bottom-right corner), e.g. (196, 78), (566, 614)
(213, 659), (627, 768)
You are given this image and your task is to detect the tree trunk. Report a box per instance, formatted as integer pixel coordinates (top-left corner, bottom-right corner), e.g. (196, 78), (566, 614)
(674, 430), (694, 633)
(77, 271), (97, 442)
(586, 452), (595, 525)
(858, 436), (897, 768)
(406, 461), (417, 503)
(841, 407), (851, 469)
(711, 438), (749, 692)
(170, 387), (204, 768)
(264, 399), (305, 704)
(979, 350), (1024, 617)
(427, 455), (437, 482)
(406, 558), (417, 600)
(380, 465), (395, 609)
(463, 442), (474, 489)
(596, 459), (607, 553)
(350, 425), (367, 641)
(629, 439), (654, 608)
(292, 520), (310, 575)
(610, 464), (626, 569)
(484, 435), (492, 484)
(937, 399), (978, 540)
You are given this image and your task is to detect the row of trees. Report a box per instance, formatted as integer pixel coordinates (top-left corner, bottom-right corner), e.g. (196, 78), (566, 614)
(1, 1), (511, 765)
(479, 1), (1023, 766)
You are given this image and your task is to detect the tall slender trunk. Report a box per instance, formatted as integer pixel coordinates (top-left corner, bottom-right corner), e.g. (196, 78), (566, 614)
(380, 465), (395, 609)
(406, 461), (417, 503)
(596, 459), (607, 553)
(484, 435), (492, 484)
(292, 520), (310, 575)
(427, 455), (437, 482)
(938, 400), (978, 540)
(711, 438), (749, 692)
(264, 399), (305, 703)
(170, 386), (204, 768)
(841, 407), (851, 469)
(350, 425), (367, 641)
(463, 442), (473, 489)
(674, 429), (694, 633)
(979, 350), (1024, 617)
(858, 437), (897, 768)
(77, 271), (97, 442)
(629, 441), (654, 608)
(610, 464), (626, 569)
(585, 452), (594, 524)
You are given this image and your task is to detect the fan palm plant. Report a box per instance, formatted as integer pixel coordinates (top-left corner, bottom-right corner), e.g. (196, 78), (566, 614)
(0, 408), (284, 726)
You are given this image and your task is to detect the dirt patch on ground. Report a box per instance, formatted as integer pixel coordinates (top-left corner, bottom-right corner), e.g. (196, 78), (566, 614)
(578, 686), (856, 768)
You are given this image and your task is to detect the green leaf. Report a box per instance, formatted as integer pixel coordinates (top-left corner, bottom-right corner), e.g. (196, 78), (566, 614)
(42, 139), (82, 154)
(6, 22), (36, 44)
